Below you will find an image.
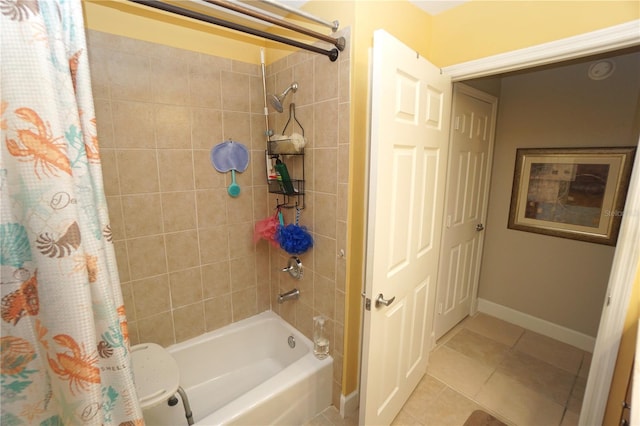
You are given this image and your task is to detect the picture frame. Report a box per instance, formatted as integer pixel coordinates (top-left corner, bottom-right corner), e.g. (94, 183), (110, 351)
(508, 147), (636, 246)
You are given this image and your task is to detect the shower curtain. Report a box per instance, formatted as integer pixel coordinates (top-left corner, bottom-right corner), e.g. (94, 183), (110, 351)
(1, 0), (143, 424)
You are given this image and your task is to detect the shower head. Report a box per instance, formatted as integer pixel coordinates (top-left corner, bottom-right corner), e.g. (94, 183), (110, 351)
(269, 82), (298, 113)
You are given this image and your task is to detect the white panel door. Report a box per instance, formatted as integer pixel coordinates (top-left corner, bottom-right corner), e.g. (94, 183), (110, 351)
(360, 30), (452, 426)
(434, 84), (497, 340)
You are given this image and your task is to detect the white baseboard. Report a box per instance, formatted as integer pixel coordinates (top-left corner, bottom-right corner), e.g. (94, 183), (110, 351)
(476, 298), (596, 353)
(340, 390), (359, 419)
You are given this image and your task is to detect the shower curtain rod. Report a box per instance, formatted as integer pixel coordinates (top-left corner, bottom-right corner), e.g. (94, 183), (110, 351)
(258, 0), (339, 32)
(203, 0), (345, 51)
(127, 0), (342, 61)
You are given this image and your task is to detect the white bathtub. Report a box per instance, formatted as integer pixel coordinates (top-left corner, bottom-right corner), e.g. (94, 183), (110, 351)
(140, 310), (333, 426)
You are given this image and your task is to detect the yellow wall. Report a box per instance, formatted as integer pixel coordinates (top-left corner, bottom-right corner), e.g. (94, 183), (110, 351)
(431, 0), (640, 66)
(81, 0), (639, 400)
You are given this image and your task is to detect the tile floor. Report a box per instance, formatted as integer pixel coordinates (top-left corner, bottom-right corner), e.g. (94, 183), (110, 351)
(306, 313), (591, 426)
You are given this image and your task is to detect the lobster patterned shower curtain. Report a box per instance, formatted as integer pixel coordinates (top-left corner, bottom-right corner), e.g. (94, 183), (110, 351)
(1, 0), (144, 424)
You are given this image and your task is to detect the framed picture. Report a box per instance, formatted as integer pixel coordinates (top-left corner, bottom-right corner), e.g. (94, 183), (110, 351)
(508, 147), (636, 245)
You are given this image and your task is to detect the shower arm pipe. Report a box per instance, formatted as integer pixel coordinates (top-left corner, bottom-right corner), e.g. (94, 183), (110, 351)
(258, 0), (338, 32)
(127, 0), (340, 62)
(203, 0), (345, 51)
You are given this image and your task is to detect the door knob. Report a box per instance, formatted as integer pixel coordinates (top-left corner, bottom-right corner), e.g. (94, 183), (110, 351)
(375, 293), (396, 308)
(475, 223), (485, 231)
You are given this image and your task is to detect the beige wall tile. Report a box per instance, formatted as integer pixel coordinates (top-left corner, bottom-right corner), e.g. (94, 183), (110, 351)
(226, 188), (254, 224)
(101, 150), (120, 196)
(132, 274), (170, 319)
(196, 189), (228, 228)
(192, 108), (223, 150)
(158, 150), (194, 192)
(222, 111), (252, 145)
(202, 260), (231, 298)
(189, 58), (222, 109)
(313, 100), (339, 148)
(122, 194), (162, 238)
(117, 149), (159, 194)
(229, 255), (256, 292)
(170, 267), (203, 308)
(221, 71), (251, 112)
(173, 302), (205, 343)
(199, 226), (229, 264)
(127, 235), (167, 280)
(193, 150), (225, 190)
(314, 235), (336, 281)
(112, 101), (155, 149)
(228, 223), (255, 259)
(165, 230), (200, 272)
(314, 193), (337, 238)
(137, 312), (174, 346)
(109, 51), (152, 102)
(314, 273), (335, 319)
(87, 46), (111, 100)
(339, 60), (350, 104)
(155, 105), (191, 149)
(204, 294), (232, 330)
(314, 57), (339, 103)
(313, 148), (338, 194)
(232, 287), (257, 321)
(162, 191), (197, 232)
(151, 57), (190, 105)
(292, 60), (314, 107)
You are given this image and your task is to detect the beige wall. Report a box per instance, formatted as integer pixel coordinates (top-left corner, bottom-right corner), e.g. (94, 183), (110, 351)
(478, 51), (640, 337)
(87, 28), (349, 406)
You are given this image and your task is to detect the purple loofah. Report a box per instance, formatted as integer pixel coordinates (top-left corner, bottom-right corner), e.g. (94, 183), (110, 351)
(276, 223), (314, 255)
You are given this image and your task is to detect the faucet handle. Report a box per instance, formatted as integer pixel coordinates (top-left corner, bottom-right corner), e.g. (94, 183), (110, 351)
(282, 256), (303, 280)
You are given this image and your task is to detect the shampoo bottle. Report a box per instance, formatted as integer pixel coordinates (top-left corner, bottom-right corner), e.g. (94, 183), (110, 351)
(274, 158), (296, 195)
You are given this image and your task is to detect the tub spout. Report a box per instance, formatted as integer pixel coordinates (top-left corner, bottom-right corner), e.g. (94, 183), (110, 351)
(278, 288), (300, 304)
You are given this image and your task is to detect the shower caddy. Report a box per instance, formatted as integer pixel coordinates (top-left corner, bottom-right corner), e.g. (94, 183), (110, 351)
(267, 103), (305, 209)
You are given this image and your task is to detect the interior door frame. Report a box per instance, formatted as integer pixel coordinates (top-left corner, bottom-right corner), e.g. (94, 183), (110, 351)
(439, 19), (640, 426)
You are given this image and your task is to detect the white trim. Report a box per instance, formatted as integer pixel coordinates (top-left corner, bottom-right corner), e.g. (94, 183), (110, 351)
(340, 390), (359, 420)
(442, 20), (640, 81)
(476, 298), (596, 353)
(579, 144), (640, 426)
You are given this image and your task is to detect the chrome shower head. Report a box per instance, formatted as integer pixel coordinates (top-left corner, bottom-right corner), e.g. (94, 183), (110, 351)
(269, 82), (298, 113)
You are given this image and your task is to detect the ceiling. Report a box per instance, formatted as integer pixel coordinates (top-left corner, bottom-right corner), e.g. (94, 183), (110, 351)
(280, 0), (470, 16)
(409, 0), (469, 15)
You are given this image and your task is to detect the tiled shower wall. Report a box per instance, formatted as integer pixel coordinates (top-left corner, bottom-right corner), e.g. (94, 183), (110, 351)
(266, 34), (350, 407)
(86, 29), (350, 406)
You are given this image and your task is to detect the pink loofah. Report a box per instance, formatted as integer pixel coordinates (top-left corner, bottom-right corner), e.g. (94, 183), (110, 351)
(254, 214), (280, 247)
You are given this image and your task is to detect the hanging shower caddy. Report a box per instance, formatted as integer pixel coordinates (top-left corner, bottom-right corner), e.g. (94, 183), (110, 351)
(266, 103), (306, 208)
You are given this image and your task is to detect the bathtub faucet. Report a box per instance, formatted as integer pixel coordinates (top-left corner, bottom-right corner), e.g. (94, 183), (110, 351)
(278, 288), (300, 304)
